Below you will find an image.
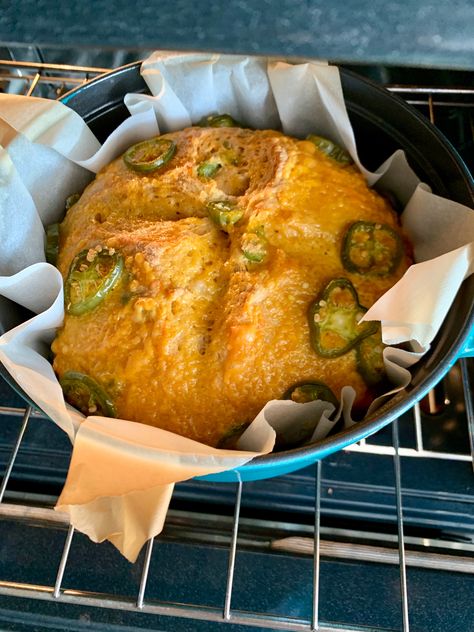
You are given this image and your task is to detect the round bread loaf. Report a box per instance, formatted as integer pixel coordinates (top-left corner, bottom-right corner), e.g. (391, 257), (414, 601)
(51, 125), (411, 447)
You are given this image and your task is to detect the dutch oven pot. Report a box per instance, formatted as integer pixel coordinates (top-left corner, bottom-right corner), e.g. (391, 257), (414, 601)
(1, 61), (473, 482)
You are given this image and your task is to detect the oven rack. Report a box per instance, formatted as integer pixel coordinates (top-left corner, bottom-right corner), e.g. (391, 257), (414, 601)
(0, 58), (474, 632)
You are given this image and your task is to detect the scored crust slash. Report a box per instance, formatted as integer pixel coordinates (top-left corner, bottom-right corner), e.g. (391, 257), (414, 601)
(48, 115), (411, 449)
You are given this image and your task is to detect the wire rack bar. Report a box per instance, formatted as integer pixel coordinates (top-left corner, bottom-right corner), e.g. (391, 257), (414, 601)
(0, 501), (471, 573)
(137, 537), (155, 609)
(0, 406), (46, 418)
(0, 581), (380, 632)
(387, 85), (474, 95)
(428, 94), (436, 125)
(344, 443), (472, 461)
(270, 538), (474, 573)
(460, 358), (474, 471)
(412, 403), (424, 452)
(223, 480), (243, 620)
(0, 59), (110, 74)
(24, 72), (40, 97)
(0, 503), (69, 525)
(0, 72), (89, 85)
(392, 420), (410, 632)
(53, 523), (75, 599)
(311, 459), (322, 632)
(0, 405), (31, 503)
(398, 100), (473, 108)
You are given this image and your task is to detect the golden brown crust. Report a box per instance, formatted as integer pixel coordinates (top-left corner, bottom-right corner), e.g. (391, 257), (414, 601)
(52, 127), (411, 446)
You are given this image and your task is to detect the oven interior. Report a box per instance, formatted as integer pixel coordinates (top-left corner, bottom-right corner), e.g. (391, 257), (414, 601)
(0, 47), (473, 632)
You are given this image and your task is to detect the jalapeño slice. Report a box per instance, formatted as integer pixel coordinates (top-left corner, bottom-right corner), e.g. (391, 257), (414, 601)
(217, 422), (250, 449)
(342, 221), (403, 276)
(65, 193), (80, 210)
(65, 248), (124, 316)
(60, 371), (116, 417)
(207, 200), (243, 232)
(198, 113), (240, 128)
(356, 327), (386, 386)
(277, 382), (338, 449)
(308, 278), (378, 358)
(45, 223), (60, 265)
(197, 161), (221, 178)
(241, 232), (267, 263)
(284, 381), (338, 406)
(306, 134), (353, 165)
(123, 138), (176, 173)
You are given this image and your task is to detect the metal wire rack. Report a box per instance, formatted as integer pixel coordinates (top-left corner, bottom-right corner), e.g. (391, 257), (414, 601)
(0, 58), (473, 632)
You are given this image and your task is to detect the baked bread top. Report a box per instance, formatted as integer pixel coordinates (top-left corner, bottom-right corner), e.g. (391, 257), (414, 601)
(51, 124), (410, 447)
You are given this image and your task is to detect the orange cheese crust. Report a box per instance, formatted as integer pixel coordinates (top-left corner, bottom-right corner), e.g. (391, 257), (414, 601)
(52, 127), (411, 447)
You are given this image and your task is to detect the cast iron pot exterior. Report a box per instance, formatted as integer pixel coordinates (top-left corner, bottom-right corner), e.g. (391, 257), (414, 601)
(2, 61), (473, 482)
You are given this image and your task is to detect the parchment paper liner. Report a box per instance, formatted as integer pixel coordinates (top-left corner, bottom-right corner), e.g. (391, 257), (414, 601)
(1, 53), (473, 562)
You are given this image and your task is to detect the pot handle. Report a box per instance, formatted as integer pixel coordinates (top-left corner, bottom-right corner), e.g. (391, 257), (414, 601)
(458, 325), (474, 358)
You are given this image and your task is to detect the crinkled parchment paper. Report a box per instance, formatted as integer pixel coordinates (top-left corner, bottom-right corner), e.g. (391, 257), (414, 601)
(1, 52), (473, 562)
